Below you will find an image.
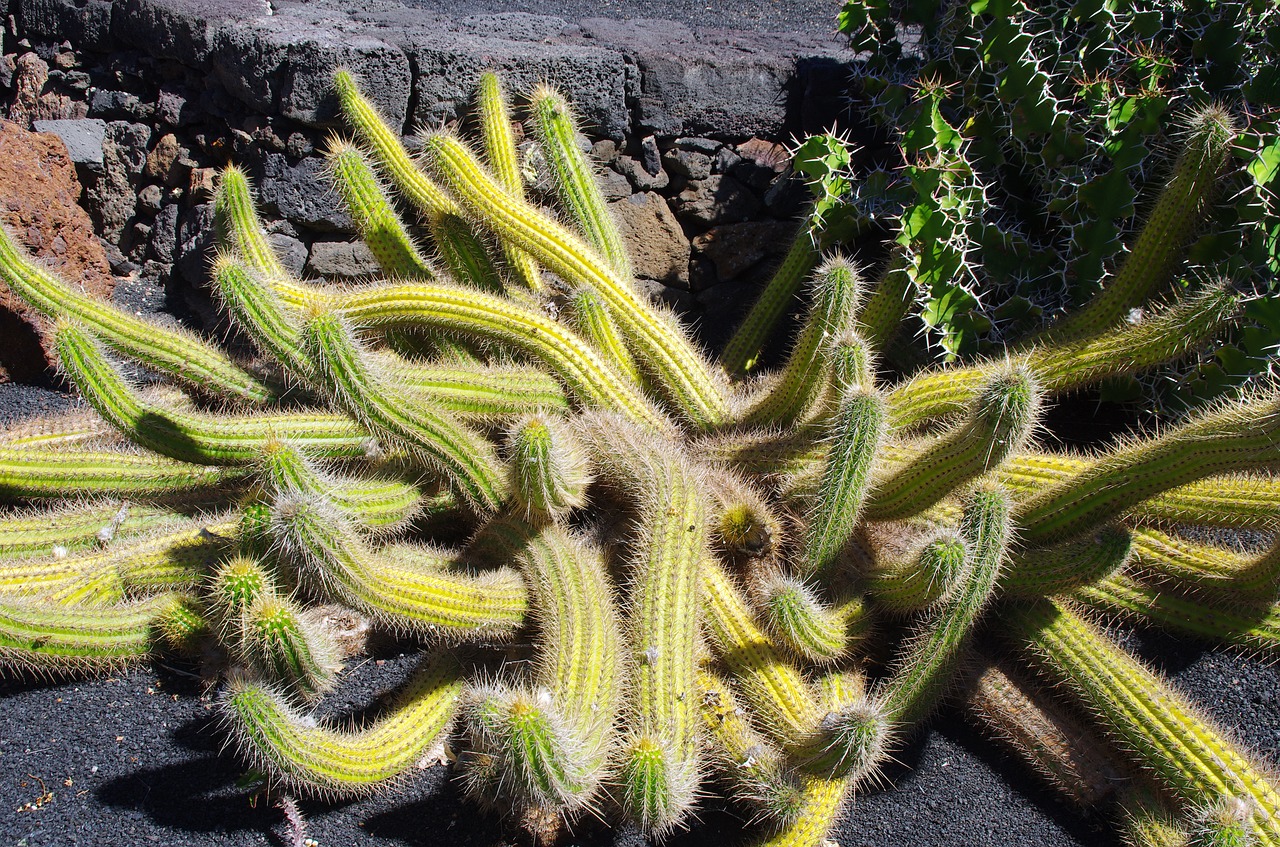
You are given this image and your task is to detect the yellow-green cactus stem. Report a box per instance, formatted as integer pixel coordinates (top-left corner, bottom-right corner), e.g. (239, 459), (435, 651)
(476, 72), (543, 292)
(271, 492), (527, 639)
(1002, 525), (1133, 597)
(0, 501), (183, 560)
(889, 280), (1241, 428)
(223, 652), (463, 796)
(867, 367), (1039, 521)
(1121, 790), (1194, 847)
(1039, 105), (1238, 346)
(506, 414), (591, 521)
(706, 468), (783, 566)
(1192, 798), (1255, 847)
(0, 592), (190, 671)
(880, 484), (1010, 727)
(785, 669), (889, 784)
(298, 307), (508, 512)
(380, 354), (570, 421)
(424, 209), (506, 293)
(54, 321), (371, 465)
(422, 133), (730, 430)
(739, 256), (863, 428)
(1131, 529), (1280, 601)
(326, 139), (436, 281)
(962, 658), (1127, 811)
(241, 593), (340, 700)
(0, 516), (232, 605)
(866, 531), (968, 614)
(335, 281), (671, 432)
(797, 385), (887, 577)
(855, 248), (913, 355)
(155, 594), (210, 655)
(214, 165), (288, 280)
(564, 286), (643, 387)
(721, 218), (822, 378)
(0, 224), (274, 405)
(759, 573), (870, 663)
(1073, 573), (1280, 656)
(211, 554), (272, 622)
(701, 559), (821, 744)
(697, 670), (805, 827)
(1014, 394), (1280, 546)
(1011, 599), (1280, 845)
(531, 84), (631, 280)
(580, 416), (706, 832)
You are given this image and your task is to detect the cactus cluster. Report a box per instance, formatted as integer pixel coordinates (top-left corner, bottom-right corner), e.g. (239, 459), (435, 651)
(831, 0), (1280, 414)
(0, 68), (1278, 846)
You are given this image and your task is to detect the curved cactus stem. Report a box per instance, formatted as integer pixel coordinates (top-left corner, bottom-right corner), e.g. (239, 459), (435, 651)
(1014, 394), (1280, 546)
(271, 492), (526, 639)
(215, 165), (288, 280)
(0, 225), (274, 405)
(867, 530), (969, 614)
(326, 139), (436, 281)
(1073, 573), (1280, 657)
(1010, 598), (1280, 845)
(721, 218), (822, 378)
(879, 484), (1009, 727)
(0, 443), (249, 500)
(531, 85), (631, 280)
(476, 72), (543, 292)
(759, 573), (870, 663)
(0, 501), (186, 560)
(380, 354), (570, 421)
(1002, 525), (1133, 598)
(1036, 105), (1238, 346)
(223, 652), (463, 796)
(1131, 529), (1280, 602)
(564, 285), (643, 387)
(868, 367), (1040, 521)
(0, 592), (190, 672)
(422, 133), (730, 430)
(856, 248), (914, 355)
(240, 593), (340, 700)
(299, 307), (508, 512)
(785, 670), (889, 785)
(506, 415), (591, 521)
(889, 281), (1242, 428)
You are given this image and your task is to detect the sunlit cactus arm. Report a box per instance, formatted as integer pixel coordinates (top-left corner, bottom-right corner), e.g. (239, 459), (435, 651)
(476, 72), (543, 292)
(336, 282), (670, 432)
(721, 219), (822, 378)
(0, 501), (185, 560)
(531, 84), (631, 280)
(0, 592), (192, 672)
(855, 248), (914, 354)
(0, 444), (248, 499)
(1130, 529), (1280, 601)
(422, 133), (730, 430)
(797, 384), (886, 576)
(239, 593), (340, 701)
(1036, 105), (1238, 346)
(1002, 525), (1133, 598)
(211, 256), (317, 384)
(1121, 789), (1195, 847)
(0, 409), (113, 448)
(888, 281), (1242, 428)
(1009, 598), (1280, 846)
(758, 575), (871, 664)
(565, 286), (643, 387)
(214, 165), (288, 280)
(54, 320), (371, 466)
(299, 308), (508, 512)
(222, 652), (463, 796)
(878, 484), (1010, 727)
(579, 415), (706, 832)
(866, 530), (968, 614)
(326, 139), (436, 281)
(0, 516), (233, 604)
(739, 257), (863, 428)
(962, 657), (1128, 812)
(867, 367), (1040, 521)
(0, 225), (274, 404)
(1014, 394), (1280, 546)
(378, 354), (570, 421)
(1073, 573), (1280, 656)
(271, 492), (526, 639)
(696, 670), (805, 827)
(423, 210), (506, 293)
(999, 453), (1280, 529)
(784, 670), (888, 787)
(506, 415), (591, 521)
(700, 559), (821, 743)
